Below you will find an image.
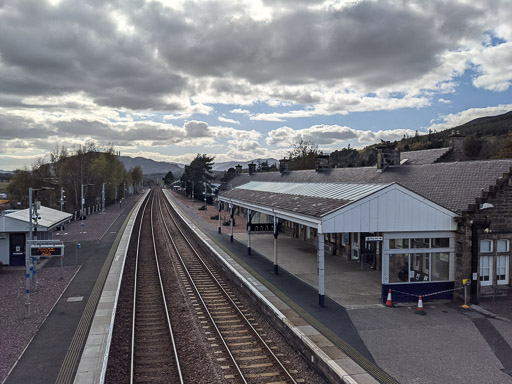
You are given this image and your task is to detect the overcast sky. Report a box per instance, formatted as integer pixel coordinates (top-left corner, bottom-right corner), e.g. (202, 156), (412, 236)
(1, 0), (511, 170)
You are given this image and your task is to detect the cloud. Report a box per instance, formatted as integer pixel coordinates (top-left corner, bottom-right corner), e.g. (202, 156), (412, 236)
(266, 124), (416, 147)
(218, 116), (240, 125)
(230, 108), (250, 114)
(427, 104), (512, 132)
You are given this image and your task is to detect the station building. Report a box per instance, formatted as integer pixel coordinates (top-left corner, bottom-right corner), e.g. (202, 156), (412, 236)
(218, 142), (512, 305)
(0, 206), (72, 266)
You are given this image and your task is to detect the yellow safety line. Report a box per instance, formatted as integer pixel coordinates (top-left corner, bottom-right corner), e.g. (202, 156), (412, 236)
(55, 202), (139, 384)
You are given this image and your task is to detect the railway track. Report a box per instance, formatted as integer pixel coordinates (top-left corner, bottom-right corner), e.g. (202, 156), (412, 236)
(130, 191), (183, 383)
(106, 188), (324, 383)
(158, 190), (300, 384)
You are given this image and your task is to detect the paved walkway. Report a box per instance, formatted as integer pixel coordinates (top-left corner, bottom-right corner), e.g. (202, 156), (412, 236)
(171, 192), (512, 384)
(4, 194), (141, 384)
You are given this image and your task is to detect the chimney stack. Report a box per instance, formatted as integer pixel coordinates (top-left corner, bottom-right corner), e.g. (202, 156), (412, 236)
(377, 141), (400, 171)
(279, 158), (290, 174)
(315, 153), (330, 172)
(248, 162), (256, 175)
(235, 164), (242, 175)
(449, 130), (465, 161)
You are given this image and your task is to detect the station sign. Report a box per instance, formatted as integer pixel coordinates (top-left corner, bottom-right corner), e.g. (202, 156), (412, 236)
(365, 236), (383, 241)
(30, 245), (64, 257)
(28, 240), (64, 257)
(248, 223), (274, 232)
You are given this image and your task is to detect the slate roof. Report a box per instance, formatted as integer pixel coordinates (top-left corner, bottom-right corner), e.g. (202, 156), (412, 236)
(400, 148), (450, 165)
(222, 189), (346, 218)
(223, 159), (512, 215)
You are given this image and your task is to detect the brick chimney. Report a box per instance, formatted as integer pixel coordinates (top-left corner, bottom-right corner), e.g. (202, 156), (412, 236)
(248, 162), (256, 175)
(279, 158), (290, 173)
(376, 141), (400, 171)
(235, 164), (242, 175)
(449, 130), (465, 161)
(315, 153), (330, 172)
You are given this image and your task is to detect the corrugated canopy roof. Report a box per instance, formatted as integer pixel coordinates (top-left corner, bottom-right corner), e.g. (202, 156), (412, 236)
(6, 206), (73, 230)
(238, 181), (391, 202)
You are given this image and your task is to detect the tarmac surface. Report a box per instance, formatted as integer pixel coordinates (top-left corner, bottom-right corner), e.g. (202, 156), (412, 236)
(4, 190), (512, 384)
(4, 194), (140, 384)
(170, 192), (512, 384)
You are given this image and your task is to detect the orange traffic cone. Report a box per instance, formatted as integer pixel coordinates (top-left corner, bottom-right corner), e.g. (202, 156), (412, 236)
(415, 295), (426, 315)
(386, 289), (393, 307)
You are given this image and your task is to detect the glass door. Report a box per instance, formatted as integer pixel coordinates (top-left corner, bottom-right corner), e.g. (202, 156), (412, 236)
(479, 256), (492, 286)
(351, 233), (360, 260)
(496, 255), (509, 285)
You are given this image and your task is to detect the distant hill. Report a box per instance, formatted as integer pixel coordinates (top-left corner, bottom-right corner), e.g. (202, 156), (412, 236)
(394, 110), (512, 159)
(213, 158), (279, 172)
(120, 156), (183, 176)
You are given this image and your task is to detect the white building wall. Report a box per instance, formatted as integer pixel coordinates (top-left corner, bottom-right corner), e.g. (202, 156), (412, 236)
(0, 235), (8, 264)
(322, 185), (457, 233)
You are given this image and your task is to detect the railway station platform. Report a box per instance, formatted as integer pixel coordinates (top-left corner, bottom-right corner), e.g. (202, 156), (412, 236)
(169, 192), (512, 384)
(2, 193), (142, 384)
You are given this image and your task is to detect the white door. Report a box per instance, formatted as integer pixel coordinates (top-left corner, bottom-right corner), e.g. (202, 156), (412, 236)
(352, 233), (360, 260)
(496, 255), (509, 285)
(480, 256), (492, 286)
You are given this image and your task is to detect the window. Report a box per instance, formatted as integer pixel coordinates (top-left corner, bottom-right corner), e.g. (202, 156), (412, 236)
(389, 238), (409, 249)
(411, 238), (430, 249)
(480, 256), (492, 285)
(497, 239), (509, 253)
(480, 240), (493, 253)
(389, 254), (409, 283)
(411, 253), (430, 281)
(431, 252), (450, 281)
(386, 234), (454, 284)
(431, 238), (450, 248)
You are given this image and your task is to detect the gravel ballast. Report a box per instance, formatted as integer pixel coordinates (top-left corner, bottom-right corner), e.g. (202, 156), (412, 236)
(0, 265), (80, 383)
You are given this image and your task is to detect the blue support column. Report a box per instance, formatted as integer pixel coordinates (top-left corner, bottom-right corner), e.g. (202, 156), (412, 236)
(273, 215), (279, 275)
(247, 209), (252, 255)
(318, 233), (325, 307)
(218, 202), (222, 234)
(230, 204), (234, 243)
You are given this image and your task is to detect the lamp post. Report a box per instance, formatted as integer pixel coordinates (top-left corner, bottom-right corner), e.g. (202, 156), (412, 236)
(204, 181), (207, 211)
(101, 183), (105, 214)
(81, 183), (94, 233)
(58, 187), (65, 233)
(26, 187), (53, 318)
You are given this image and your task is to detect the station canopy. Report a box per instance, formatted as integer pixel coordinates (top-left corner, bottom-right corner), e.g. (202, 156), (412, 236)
(219, 181), (457, 233)
(5, 206), (73, 231)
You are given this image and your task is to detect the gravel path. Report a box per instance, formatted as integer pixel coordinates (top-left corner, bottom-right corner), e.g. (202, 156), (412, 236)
(0, 265), (80, 383)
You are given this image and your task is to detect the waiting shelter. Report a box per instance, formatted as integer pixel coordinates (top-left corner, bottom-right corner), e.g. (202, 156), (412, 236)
(0, 206), (72, 266)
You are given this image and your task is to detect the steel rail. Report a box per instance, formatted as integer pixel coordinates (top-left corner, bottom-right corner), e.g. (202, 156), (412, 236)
(130, 190), (183, 384)
(151, 192), (184, 383)
(129, 192), (149, 384)
(159, 190), (297, 384)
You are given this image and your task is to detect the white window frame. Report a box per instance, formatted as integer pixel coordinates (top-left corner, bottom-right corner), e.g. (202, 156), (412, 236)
(497, 239), (510, 253)
(496, 255), (509, 285)
(382, 231), (454, 284)
(480, 239), (493, 253)
(479, 255), (492, 286)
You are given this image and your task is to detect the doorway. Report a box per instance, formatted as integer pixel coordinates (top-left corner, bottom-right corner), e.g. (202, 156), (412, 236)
(9, 233), (26, 266)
